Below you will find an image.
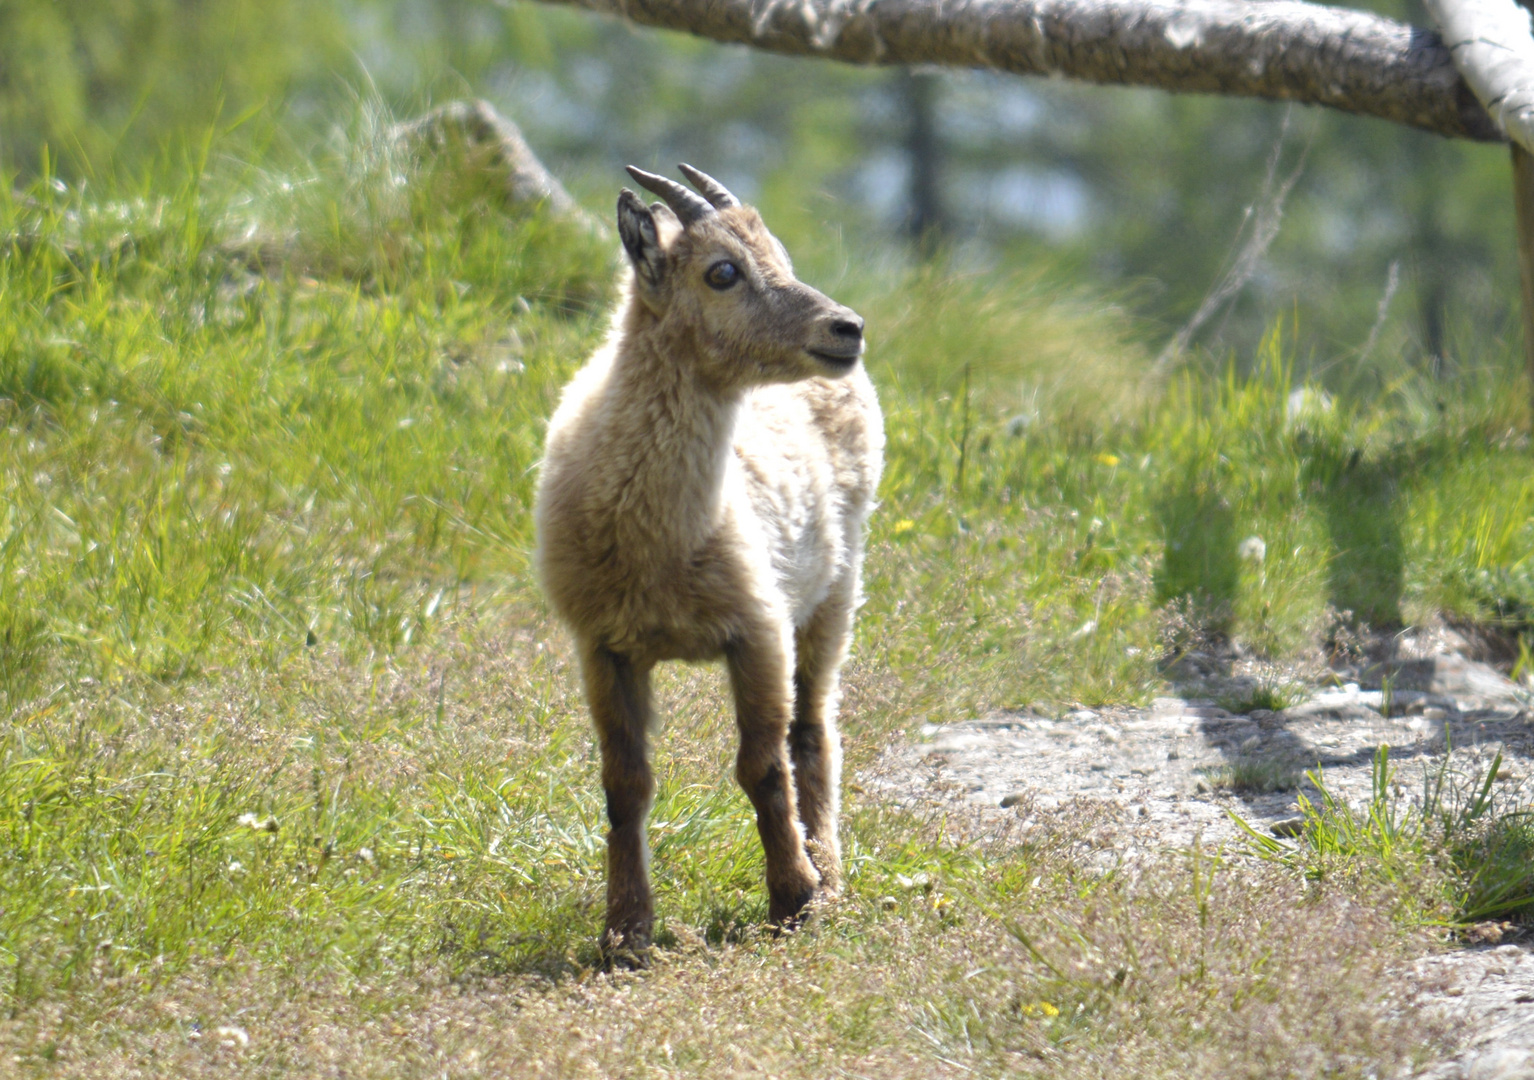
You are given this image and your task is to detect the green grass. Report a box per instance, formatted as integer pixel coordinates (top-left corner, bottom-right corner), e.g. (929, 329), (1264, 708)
(1199, 757), (1305, 795)
(1238, 745), (1534, 928)
(1, 116), (1532, 1075)
(1216, 670), (1308, 715)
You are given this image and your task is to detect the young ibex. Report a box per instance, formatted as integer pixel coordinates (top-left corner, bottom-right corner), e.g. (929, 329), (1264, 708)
(535, 165), (883, 959)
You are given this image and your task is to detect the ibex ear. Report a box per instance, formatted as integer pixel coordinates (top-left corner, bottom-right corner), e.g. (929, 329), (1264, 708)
(617, 189), (669, 301)
(648, 202), (684, 247)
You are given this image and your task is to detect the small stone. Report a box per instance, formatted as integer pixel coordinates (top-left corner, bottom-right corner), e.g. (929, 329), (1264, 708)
(1466, 1048), (1534, 1080)
(999, 792), (1029, 809)
(1368, 655), (1523, 705)
(880, 896), (899, 910)
(1270, 817), (1307, 838)
(1423, 707), (1449, 722)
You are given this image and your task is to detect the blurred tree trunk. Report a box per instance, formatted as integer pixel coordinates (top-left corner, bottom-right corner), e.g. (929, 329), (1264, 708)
(530, 0), (1504, 142)
(1408, 136), (1452, 372)
(1514, 145), (1534, 390)
(1403, 0), (1450, 373)
(899, 69), (946, 250)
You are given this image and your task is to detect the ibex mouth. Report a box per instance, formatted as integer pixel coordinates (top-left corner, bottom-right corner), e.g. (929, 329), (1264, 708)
(806, 348), (861, 370)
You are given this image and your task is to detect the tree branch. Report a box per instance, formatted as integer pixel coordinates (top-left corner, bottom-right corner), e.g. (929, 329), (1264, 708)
(524, 0), (1504, 141)
(1154, 106), (1313, 373)
(1423, 0), (1534, 401)
(1423, 0), (1534, 150)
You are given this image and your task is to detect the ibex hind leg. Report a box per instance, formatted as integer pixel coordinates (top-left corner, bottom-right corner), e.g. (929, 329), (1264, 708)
(790, 587), (854, 894)
(581, 646), (656, 967)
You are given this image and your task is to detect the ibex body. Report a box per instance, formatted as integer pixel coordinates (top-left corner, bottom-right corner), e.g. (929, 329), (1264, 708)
(535, 166), (883, 958)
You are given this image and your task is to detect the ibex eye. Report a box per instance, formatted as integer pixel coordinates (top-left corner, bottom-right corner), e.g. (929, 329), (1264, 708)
(704, 261), (740, 290)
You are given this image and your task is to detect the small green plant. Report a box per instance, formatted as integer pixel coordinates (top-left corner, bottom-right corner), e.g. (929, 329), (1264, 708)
(1235, 745), (1534, 926)
(1200, 757), (1305, 795)
(1219, 676), (1305, 715)
(1513, 636), (1534, 686)
(1420, 746), (1534, 923)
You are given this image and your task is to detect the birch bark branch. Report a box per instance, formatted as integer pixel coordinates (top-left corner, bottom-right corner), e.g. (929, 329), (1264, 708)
(1422, 0), (1534, 149)
(524, 0), (1503, 141)
(1420, 0), (1534, 394)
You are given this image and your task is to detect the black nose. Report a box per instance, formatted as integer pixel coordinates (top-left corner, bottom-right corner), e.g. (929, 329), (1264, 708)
(830, 316), (864, 341)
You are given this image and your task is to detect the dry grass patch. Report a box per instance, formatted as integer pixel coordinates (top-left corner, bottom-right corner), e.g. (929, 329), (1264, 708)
(0, 473), (1471, 1074)
(0, 626), (1455, 1080)
(1, 801), (1451, 1078)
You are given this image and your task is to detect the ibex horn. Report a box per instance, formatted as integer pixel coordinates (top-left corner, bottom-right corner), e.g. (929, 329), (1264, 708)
(625, 165), (713, 225)
(678, 163), (741, 210)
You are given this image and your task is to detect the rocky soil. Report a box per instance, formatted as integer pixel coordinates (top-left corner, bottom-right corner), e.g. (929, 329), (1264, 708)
(870, 630), (1534, 1079)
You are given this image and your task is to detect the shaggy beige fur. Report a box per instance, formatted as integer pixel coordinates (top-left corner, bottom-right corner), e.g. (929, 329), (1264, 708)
(534, 167), (883, 960)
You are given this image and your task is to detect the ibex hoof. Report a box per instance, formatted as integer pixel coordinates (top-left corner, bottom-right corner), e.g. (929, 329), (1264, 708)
(600, 925), (653, 970)
(768, 882), (819, 929)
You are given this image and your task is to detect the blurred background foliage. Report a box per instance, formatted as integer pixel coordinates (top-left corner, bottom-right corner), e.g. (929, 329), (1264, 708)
(0, 0), (1521, 386)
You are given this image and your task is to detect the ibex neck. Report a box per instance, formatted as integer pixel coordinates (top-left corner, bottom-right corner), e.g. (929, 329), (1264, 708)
(597, 331), (742, 560)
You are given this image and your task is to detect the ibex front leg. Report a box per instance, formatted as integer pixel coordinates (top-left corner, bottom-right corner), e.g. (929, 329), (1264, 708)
(581, 645), (655, 964)
(727, 631), (821, 925)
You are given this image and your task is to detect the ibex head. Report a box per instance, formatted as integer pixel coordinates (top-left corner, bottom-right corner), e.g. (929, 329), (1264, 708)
(617, 165), (865, 388)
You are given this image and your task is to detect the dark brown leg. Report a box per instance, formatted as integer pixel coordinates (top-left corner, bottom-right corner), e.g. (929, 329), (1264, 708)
(727, 630), (820, 925)
(791, 590), (854, 894)
(580, 645), (655, 964)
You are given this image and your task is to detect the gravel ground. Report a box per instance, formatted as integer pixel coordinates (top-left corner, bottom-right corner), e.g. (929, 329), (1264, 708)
(868, 641), (1534, 1078)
